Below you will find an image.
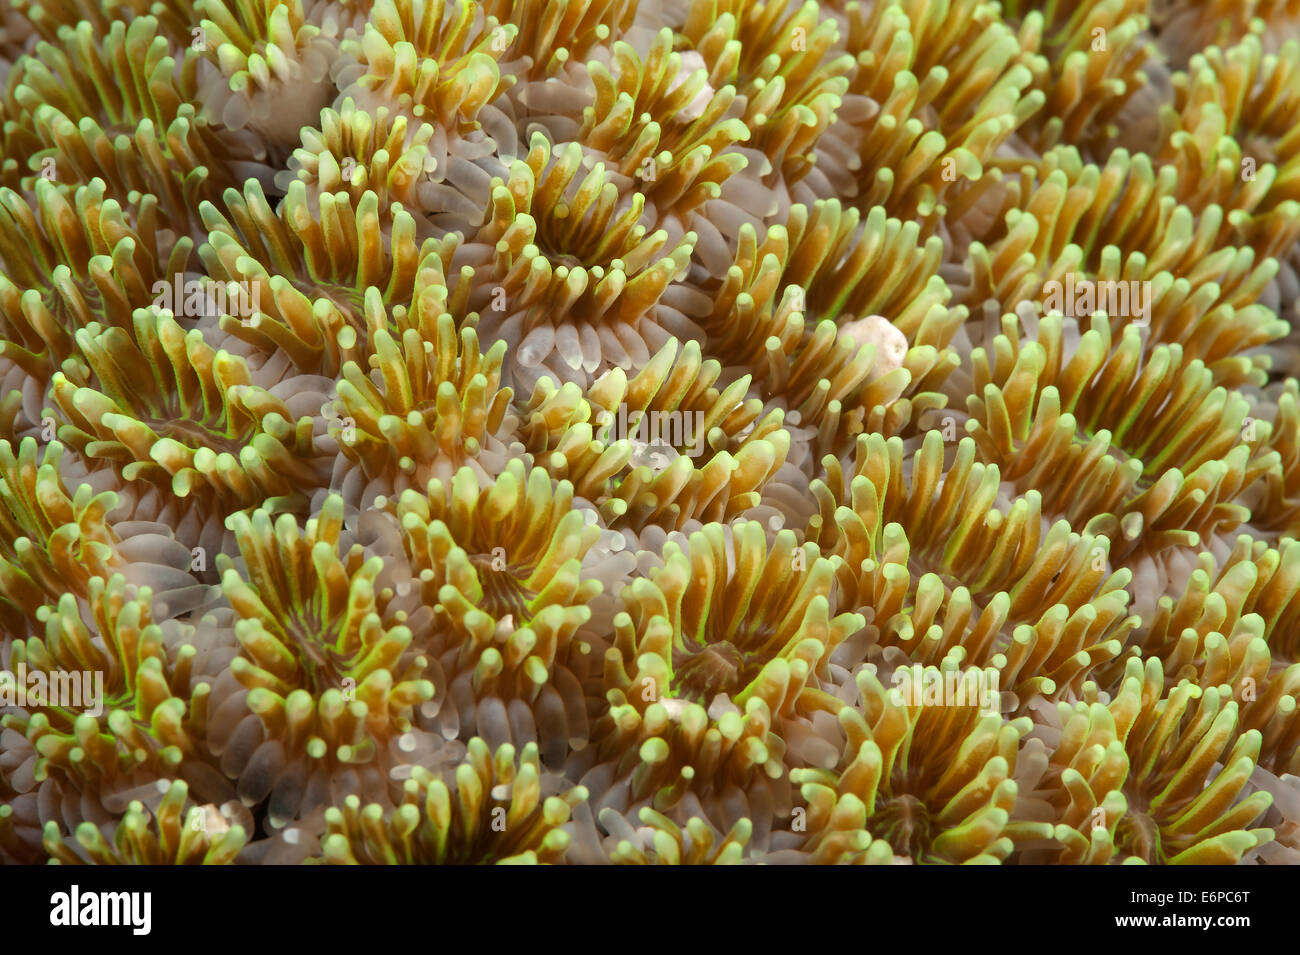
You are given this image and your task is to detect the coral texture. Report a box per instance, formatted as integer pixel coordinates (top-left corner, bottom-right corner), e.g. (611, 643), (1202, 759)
(2, 0), (1299, 866)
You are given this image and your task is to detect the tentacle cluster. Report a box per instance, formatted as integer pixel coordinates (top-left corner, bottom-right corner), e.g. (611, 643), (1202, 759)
(1, 0), (1299, 867)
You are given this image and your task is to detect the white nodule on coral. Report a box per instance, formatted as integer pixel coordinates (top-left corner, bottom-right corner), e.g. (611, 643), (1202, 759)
(840, 314), (909, 375)
(197, 804), (231, 837)
(658, 697), (690, 721)
(706, 694), (741, 720)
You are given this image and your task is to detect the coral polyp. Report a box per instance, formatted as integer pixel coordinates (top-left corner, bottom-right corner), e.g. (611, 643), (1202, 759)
(2, 0), (1300, 870)
(309, 738), (587, 863)
(790, 667), (1048, 864)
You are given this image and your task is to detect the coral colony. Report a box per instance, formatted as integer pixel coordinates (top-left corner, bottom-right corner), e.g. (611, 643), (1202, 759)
(3, 0), (1300, 868)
